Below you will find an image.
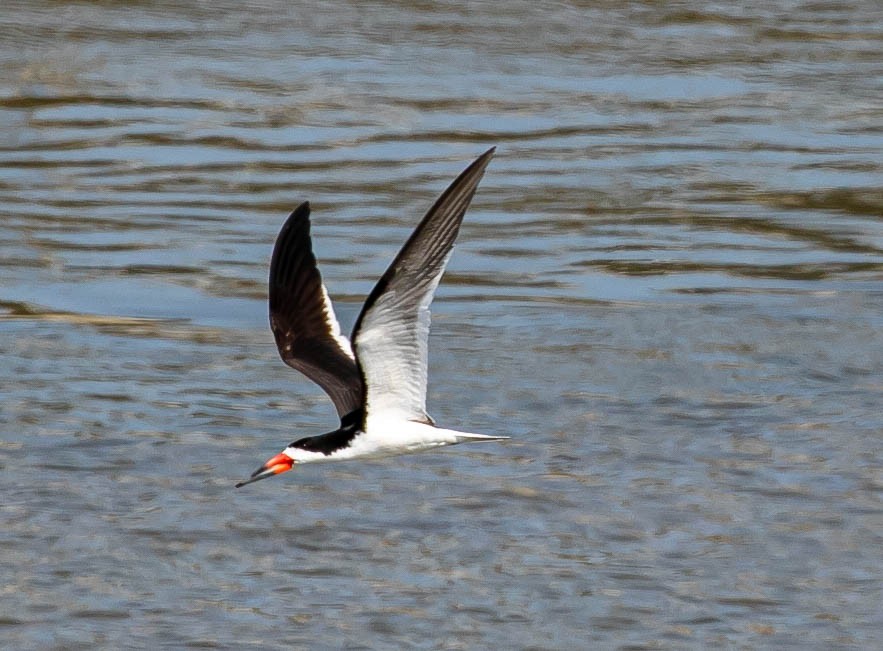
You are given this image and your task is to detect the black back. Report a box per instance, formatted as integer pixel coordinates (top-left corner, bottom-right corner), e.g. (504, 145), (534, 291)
(289, 410), (363, 456)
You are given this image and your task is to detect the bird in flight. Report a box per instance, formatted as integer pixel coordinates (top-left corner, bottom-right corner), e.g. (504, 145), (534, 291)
(236, 148), (506, 488)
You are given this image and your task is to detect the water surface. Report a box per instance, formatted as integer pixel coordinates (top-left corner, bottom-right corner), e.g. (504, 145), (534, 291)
(1, 1), (882, 648)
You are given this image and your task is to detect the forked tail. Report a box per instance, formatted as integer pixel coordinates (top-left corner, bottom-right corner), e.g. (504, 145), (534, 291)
(453, 433), (510, 444)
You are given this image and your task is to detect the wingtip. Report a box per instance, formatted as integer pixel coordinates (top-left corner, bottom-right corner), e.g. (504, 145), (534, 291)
(278, 202), (312, 238)
(458, 146), (496, 180)
(478, 146), (496, 163)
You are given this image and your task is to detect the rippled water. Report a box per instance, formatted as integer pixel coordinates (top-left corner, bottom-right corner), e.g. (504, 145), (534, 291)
(2, 1), (882, 648)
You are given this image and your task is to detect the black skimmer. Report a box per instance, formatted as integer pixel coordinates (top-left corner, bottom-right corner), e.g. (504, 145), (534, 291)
(236, 147), (506, 488)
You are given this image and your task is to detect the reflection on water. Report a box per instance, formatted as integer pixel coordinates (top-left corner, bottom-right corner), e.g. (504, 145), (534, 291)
(2, 1), (882, 648)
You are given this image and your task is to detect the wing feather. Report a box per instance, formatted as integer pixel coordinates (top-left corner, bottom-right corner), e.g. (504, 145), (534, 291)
(269, 203), (363, 418)
(352, 148), (495, 423)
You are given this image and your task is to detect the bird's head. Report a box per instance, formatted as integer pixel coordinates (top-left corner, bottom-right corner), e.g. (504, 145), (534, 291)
(235, 450), (294, 488)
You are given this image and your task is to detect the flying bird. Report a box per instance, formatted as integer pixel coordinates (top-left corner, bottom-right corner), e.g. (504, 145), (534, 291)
(236, 148), (506, 487)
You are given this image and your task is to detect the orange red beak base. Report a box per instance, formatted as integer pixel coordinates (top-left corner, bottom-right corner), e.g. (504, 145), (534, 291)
(235, 452), (294, 488)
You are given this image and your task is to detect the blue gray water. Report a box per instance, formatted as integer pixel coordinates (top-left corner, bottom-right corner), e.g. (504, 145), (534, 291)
(1, 1), (882, 648)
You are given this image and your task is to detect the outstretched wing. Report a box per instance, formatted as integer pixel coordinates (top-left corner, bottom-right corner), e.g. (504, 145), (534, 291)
(269, 202), (364, 418)
(352, 148), (495, 423)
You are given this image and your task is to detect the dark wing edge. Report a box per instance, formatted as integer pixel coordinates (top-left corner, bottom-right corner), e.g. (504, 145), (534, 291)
(269, 202), (364, 419)
(352, 147), (496, 422)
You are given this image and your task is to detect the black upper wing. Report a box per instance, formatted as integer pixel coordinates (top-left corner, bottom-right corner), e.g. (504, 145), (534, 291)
(269, 202), (364, 418)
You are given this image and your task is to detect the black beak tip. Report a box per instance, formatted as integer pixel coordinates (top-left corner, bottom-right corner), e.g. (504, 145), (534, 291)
(234, 464), (273, 488)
